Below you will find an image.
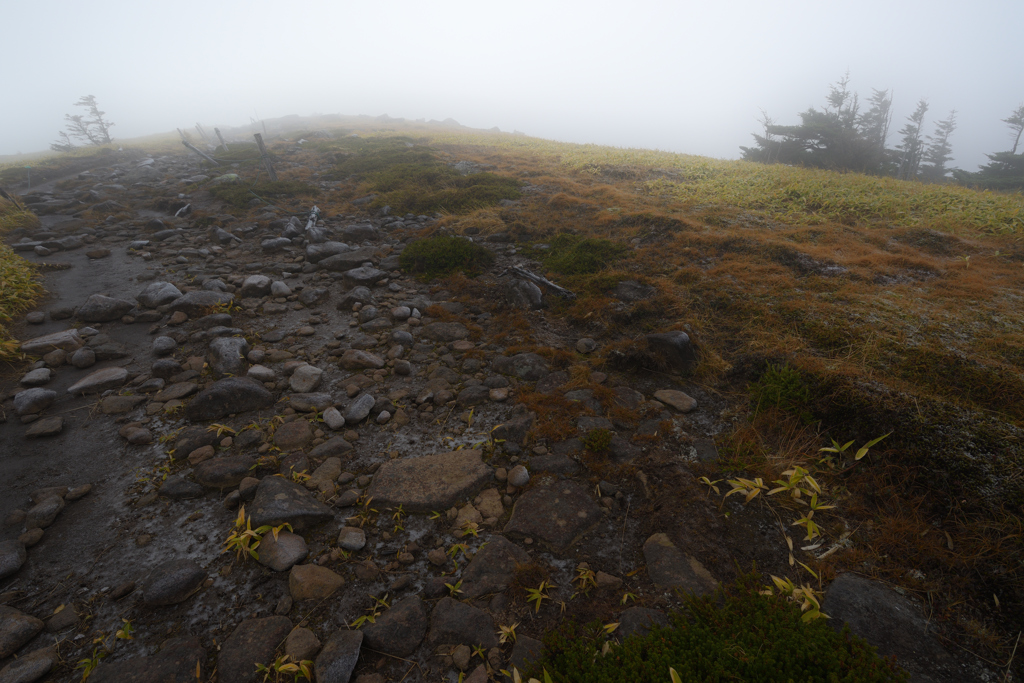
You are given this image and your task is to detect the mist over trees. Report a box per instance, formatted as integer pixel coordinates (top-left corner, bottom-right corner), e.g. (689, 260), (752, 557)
(50, 96), (114, 152)
(740, 74), (1022, 189)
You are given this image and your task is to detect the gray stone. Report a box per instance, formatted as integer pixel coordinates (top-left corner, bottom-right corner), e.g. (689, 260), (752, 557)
(339, 349), (385, 370)
(20, 329), (83, 355)
(76, 294), (134, 322)
(261, 237), (292, 251)
(141, 559), (206, 606)
(152, 336), (177, 356)
(338, 286), (373, 309)
(504, 481), (602, 554)
(0, 607), (44, 659)
(297, 287), (328, 306)
(137, 281), (182, 308)
(460, 536), (530, 599)
(208, 337), (250, 377)
(285, 628), (321, 663)
(218, 617), (293, 683)
(315, 629), (363, 683)
(309, 437), (353, 459)
(25, 417), (64, 438)
(0, 645), (57, 683)
(257, 531), (308, 572)
(822, 573), (957, 683)
(161, 290), (234, 317)
(642, 533), (716, 595)
(250, 476), (334, 530)
(422, 322), (470, 342)
(613, 280), (655, 302)
(646, 331), (698, 373)
(344, 223), (379, 242)
(290, 564), (345, 600)
(90, 637), (205, 683)
(319, 247), (378, 272)
(194, 456), (253, 489)
(507, 465), (529, 488)
(343, 267), (386, 288)
(337, 527), (366, 551)
(323, 407), (345, 430)
(274, 420), (313, 451)
(152, 382), (198, 402)
(305, 241), (351, 263)
(19, 368), (52, 387)
(286, 392), (333, 412)
(367, 449), (492, 512)
(426, 597), (498, 648)
(509, 636), (544, 680)
(0, 541), (27, 580)
(457, 384), (490, 407)
(343, 394), (375, 424)
(67, 366), (128, 395)
(70, 347), (96, 368)
(653, 389), (697, 413)
(289, 365), (322, 393)
(159, 476), (204, 500)
(185, 377), (274, 421)
(240, 274), (273, 298)
(271, 281), (291, 297)
(362, 596), (428, 658)
(24, 496), (64, 530)
(13, 388), (56, 416)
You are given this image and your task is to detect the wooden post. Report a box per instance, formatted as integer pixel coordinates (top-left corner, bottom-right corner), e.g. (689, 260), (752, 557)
(195, 123), (208, 141)
(181, 140), (220, 166)
(214, 128), (228, 152)
(177, 128), (189, 142)
(253, 133), (278, 181)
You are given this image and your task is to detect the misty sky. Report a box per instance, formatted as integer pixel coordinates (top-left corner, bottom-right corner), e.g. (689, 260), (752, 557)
(5, 0), (1023, 171)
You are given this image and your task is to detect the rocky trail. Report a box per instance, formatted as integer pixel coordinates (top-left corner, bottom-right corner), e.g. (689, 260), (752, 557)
(0, 147), (991, 683)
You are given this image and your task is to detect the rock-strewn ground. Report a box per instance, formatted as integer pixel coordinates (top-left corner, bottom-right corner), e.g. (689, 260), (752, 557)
(0, 144), (992, 683)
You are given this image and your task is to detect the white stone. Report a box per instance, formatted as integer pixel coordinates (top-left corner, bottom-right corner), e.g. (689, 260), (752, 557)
(323, 407), (346, 430)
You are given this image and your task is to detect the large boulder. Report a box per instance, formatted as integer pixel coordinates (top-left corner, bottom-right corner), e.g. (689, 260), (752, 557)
(184, 377), (273, 421)
(208, 337), (250, 377)
(249, 476), (334, 530)
(137, 281), (183, 308)
(76, 294), (134, 322)
(160, 291), (234, 317)
(20, 329), (84, 355)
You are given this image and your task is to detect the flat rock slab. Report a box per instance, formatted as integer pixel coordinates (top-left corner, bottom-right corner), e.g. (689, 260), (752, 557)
(0, 644), (57, 682)
(25, 416), (63, 438)
(142, 559), (206, 606)
(509, 635), (544, 678)
(194, 456), (253, 489)
(289, 564), (344, 600)
(0, 606), (44, 659)
(152, 382), (198, 402)
(653, 389), (697, 413)
(823, 573), (957, 682)
(91, 637), (206, 683)
(504, 481), (602, 555)
(250, 476), (334, 530)
(67, 367), (128, 395)
(426, 597), (498, 649)
(218, 617), (293, 683)
(257, 530), (308, 572)
(315, 629), (363, 683)
(0, 541), (27, 580)
(185, 377), (273, 421)
(366, 450), (492, 512)
(76, 294), (134, 322)
(100, 395), (147, 414)
(460, 536), (530, 599)
(20, 329), (83, 355)
(161, 290), (234, 317)
(642, 533), (716, 595)
(362, 596), (428, 658)
(275, 420), (313, 451)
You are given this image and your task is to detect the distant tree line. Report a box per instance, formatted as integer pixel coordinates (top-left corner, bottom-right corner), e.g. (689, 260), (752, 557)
(741, 73), (1024, 190)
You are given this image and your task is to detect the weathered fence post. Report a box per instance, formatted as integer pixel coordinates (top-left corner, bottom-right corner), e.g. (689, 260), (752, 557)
(253, 133), (278, 181)
(215, 128), (229, 152)
(181, 140), (220, 166)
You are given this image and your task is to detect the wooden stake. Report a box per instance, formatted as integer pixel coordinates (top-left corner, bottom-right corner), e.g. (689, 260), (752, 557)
(214, 128), (228, 152)
(181, 140), (220, 166)
(195, 123), (208, 141)
(253, 133), (278, 181)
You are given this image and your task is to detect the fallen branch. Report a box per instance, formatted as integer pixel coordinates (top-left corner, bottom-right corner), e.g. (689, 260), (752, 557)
(181, 140), (220, 166)
(505, 265), (576, 300)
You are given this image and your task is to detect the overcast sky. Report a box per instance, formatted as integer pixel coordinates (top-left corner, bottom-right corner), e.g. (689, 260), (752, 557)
(4, 0), (1023, 171)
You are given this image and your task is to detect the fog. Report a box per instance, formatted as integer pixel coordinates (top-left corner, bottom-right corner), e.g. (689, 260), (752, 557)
(4, 0), (1023, 171)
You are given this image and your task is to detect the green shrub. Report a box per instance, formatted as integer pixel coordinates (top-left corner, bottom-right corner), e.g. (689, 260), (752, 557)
(399, 236), (495, 280)
(543, 234), (627, 275)
(208, 180), (318, 208)
(582, 428), (613, 452)
(524, 574), (908, 683)
(750, 363), (813, 421)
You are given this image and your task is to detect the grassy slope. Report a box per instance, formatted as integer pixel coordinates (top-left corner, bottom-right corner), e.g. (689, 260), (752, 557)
(6, 121), (1024, 666)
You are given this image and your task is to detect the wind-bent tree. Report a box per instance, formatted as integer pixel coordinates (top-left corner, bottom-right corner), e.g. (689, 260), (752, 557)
(895, 99), (929, 181)
(919, 110), (957, 183)
(50, 95), (114, 152)
(953, 104), (1024, 191)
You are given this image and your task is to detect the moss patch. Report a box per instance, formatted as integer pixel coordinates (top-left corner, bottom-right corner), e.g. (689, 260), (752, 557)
(541, 233), (628, 275)
(398, 236), (495, 280)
